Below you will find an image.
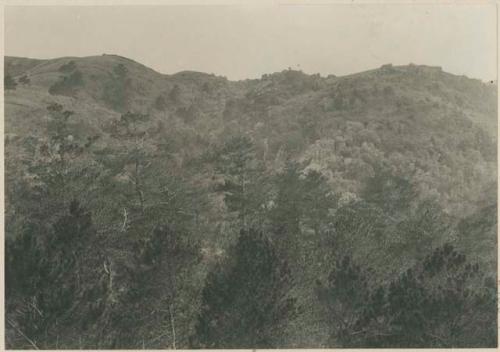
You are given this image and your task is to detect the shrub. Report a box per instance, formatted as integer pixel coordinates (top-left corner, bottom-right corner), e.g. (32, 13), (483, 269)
(58, 61), (77, 73)
(5, 74), (17, 90)
(49, 70), (84, 96)
(18, 75), (30, 85)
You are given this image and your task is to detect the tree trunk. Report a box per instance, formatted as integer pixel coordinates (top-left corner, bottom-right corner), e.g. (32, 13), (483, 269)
(134, 159), (145, 214)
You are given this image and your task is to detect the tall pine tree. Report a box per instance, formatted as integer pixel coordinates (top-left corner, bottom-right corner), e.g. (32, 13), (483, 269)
(192, 229), (296, 348)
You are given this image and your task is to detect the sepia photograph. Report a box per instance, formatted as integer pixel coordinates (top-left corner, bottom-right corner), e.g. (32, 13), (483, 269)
(3, 1), (498, 349)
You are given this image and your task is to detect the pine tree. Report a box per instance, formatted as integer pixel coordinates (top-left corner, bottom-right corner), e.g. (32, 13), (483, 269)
(192, 229), (296, 348)
(316, 255), (375, 347)
(214, 136), (268, 228)
(271, 161), (336, 235)
(317, 245), (497, 348)
(385, 244), (497, 347)
(297, 168), (337, 235)
(20, 103), (99, 234)
(270, 161), (303, 236)
(7, 201), (104, 348)
(131, 225), (201, 348)
(269, 161), (337, 266)
(104, 111), (152, 216)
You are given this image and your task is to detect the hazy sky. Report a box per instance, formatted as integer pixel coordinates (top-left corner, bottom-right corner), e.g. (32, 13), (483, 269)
(4, 3), (497, 81)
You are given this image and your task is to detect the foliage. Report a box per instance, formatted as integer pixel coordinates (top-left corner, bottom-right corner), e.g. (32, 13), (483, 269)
(192, 229), (296, 348)
(102, 64), (130, 111)
(154, 94), (167, 111)
(5, 74), (17, 89)
(318, 245), (497, 348)
(316, 255), (375, 347)
(169, 84), (181, 103)
(6, 201), (105, 348)
(49, 70), (84, 96)
(270, 161), (337, 236)
(4, 57), (497, 348)
(18, 75), (31, 85)
(58, 60), (77, 73)
(213, 135), (269, 229)
(383, 244), (497, 347)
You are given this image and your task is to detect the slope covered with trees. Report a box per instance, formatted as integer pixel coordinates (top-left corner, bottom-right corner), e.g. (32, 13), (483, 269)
(4, 55), (497, 348)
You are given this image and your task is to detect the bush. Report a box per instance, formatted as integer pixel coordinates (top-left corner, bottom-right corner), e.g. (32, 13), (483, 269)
(102, 64), (129, 111)
(154, 94), (167, 111)
(5, 74), (17, 90)
(49, 70), (84, 96)
(58, 61), (77, 73)
(18, 75), (30, 85)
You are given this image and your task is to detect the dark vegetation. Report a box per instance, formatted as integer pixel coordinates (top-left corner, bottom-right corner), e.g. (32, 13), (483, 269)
(48, 70), (84, 96)
(48, 61), (84, 96)
(5, 74), (17, 90)
(192, 229), (296, 348)
(18, 75), (31, 85)
(4, 56), (497, 348)
(102, 63), (130, 111)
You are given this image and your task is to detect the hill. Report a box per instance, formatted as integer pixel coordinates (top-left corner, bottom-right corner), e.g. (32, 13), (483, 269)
(4, 55), (497, 349)
(5, 55), (496, 215)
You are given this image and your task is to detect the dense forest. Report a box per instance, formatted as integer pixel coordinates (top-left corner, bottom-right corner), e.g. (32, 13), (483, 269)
(4, 55), (497, 348)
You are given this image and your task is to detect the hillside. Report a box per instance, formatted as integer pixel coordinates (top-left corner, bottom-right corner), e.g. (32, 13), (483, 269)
(4, 55), (497, 349)
(5, 55), (496, 215)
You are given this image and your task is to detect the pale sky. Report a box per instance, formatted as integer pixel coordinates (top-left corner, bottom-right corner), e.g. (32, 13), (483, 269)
(4, 3), (497, 81)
